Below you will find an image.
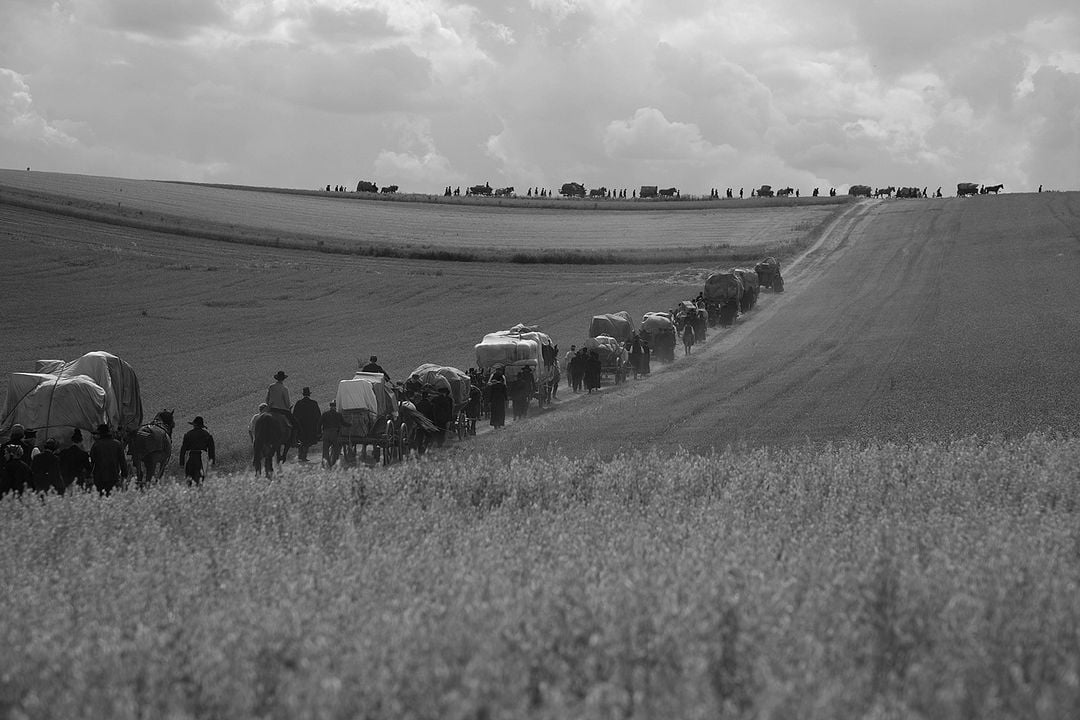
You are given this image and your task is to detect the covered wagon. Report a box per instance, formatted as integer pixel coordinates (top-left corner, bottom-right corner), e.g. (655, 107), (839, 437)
(584, 335), (629, 385)
(475, 324), (558, 408)
(754, 256), (784, 292)
(733, 268), (761, 312)
(704, 272), (744, 327)
(1, 350), (143, 447)
(641, 312), (677, 363)
(335, 372), (403, 465)
(410, 363), (475, 439)
(588, 311), (636, 345)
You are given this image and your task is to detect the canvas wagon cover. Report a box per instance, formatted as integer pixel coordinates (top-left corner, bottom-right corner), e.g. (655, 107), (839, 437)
(1, 350), (141, 443)
(588, 311), (636, 344)
(704, 272), (743, 303)
(411, 364), (471, 406)
(475, 327), (553, 382)
(584, 335), (628, 366)
(641, 312), (675, 333)
(1, 373), (107, 444)
(336, 372), (397, 416)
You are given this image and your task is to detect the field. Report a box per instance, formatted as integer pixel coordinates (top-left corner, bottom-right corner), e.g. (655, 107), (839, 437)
(3, 172), (1080, 718)
(0, 170), (846, 263)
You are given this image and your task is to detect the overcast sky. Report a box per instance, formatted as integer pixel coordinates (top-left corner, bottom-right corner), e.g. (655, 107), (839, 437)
(2, 0), (1078, 194)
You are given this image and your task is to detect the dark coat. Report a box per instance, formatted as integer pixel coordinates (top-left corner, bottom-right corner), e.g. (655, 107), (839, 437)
(293, 396), (322, 444)
(2, 457), (32, 496)
(58, 445), (92, 489)
(31, 450), (63, 494)
(179, 427), (216, 476)
(90, 436), (128, 492)
(431, 394), (454, 429)
(487, 378), (508, 427)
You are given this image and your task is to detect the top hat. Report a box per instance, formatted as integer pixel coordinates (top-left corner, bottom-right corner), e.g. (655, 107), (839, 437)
(302, 387), (311, 396)
(273, 370), (288, 381)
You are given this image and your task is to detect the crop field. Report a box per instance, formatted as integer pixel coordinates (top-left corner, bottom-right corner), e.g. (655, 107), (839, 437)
(0, 170), (847, 263)
(3, 174), (1080, 718)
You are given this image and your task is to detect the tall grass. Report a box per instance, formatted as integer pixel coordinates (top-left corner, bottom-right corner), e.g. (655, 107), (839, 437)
(3, 433), (1079, 718)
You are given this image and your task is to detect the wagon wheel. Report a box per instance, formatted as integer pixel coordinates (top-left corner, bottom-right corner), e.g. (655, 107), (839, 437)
(381, 418), (394, 466)
(397, 422), (410, 459)
(455, 410), (468, 441)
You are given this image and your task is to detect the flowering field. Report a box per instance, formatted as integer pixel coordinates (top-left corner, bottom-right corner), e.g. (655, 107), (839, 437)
(3, 435), (1079, 718)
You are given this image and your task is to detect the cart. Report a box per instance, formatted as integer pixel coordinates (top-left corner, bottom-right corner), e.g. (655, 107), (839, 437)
(585, 335), (629, 385)
(409, 363), (475, 441)
(335, 372), (404, 466)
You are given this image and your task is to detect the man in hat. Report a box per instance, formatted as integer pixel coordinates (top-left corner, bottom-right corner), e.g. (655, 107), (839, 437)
(266, 370), (292, 412)
(320, 401), (348, 468)
(361, 356), (391, 382)
(58, 429), (92, 491)
(179, 416), (216, 486)
(266, 370), (299, 445)
(293, 387), (321, 461)
(90, 424), (128, 494)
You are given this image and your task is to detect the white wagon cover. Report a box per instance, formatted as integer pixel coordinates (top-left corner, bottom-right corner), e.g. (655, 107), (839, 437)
(336, 372), (398, 416)
(475, 326), (553, 382)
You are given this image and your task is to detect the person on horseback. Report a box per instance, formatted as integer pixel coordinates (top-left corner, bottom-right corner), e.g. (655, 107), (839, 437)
(266, 370), (299, 444)
(361, 356), (391, 382)
(179, 416), (216, 485)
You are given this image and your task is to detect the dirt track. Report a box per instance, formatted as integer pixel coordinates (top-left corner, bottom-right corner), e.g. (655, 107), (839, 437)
(483, 192), (1080, 457)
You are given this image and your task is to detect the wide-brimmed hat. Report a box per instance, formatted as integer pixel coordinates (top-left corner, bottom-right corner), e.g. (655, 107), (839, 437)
(302, 387), (311, 396)
(44, 438), (58, 451)
(189, 416), (206, 428)
(92, 423), (111, 437)
(273, 370), (288, 381)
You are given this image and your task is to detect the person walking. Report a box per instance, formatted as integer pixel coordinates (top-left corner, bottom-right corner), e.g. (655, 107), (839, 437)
(58, 429), (92, 491)
(569, 349), (586, 392)
(585, 351), (602, 393)
(2, 442), (31, 497)
(487, 370), (508, 429)
(431, 387), (454, 446)
(89, 424), (128, 494)
(292, 387), (322, 461)
(320, 401), (348, 468)
(249, 403), (269, 443)
(682, 323), (696, 356)
(179, 416), (216, 486)
(30, 438), (63, 494)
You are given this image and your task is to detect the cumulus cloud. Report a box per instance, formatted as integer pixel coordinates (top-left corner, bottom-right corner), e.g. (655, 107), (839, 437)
(0, 69), (78, 147)
(0, 0), (1077, 191)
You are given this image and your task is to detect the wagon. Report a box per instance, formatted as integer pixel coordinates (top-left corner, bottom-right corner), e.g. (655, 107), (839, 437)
(641, 312), (677, 363)
(335, 372), (405, 465)
(475, 324), (558, 410)
(585, 335), (629, 385)
(754, 256), (784, 292)
(410, 363), (475, 441)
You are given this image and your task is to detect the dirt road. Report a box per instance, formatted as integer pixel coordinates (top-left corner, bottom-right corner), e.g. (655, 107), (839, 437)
(485, 192), (1080, 457)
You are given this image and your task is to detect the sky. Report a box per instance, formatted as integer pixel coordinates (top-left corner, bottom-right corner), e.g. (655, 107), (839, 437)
(2, 0), (1078, 195)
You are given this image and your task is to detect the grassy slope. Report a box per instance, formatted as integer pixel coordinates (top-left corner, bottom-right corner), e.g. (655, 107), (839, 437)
(3, 436), (1079, 718)
(0, 170), (848, 264)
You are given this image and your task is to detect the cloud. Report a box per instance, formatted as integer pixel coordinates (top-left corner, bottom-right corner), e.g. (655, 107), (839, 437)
(604, 107), (735, 165)
(1, 0), (1078, 192)
(0, 69), (78, 147)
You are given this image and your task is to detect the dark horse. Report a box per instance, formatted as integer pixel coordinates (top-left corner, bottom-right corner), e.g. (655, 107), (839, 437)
(252, 411), (295, 477)
(128, 409), (175, 486)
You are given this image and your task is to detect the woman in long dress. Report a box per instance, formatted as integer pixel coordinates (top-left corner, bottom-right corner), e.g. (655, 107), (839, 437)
(487, 371), (508, 428)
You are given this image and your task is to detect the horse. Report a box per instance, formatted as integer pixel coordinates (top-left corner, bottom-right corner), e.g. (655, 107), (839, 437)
(252, 411), (294, 477)
(983, 184), (1004, 194)
(128, 409), (175, 487)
